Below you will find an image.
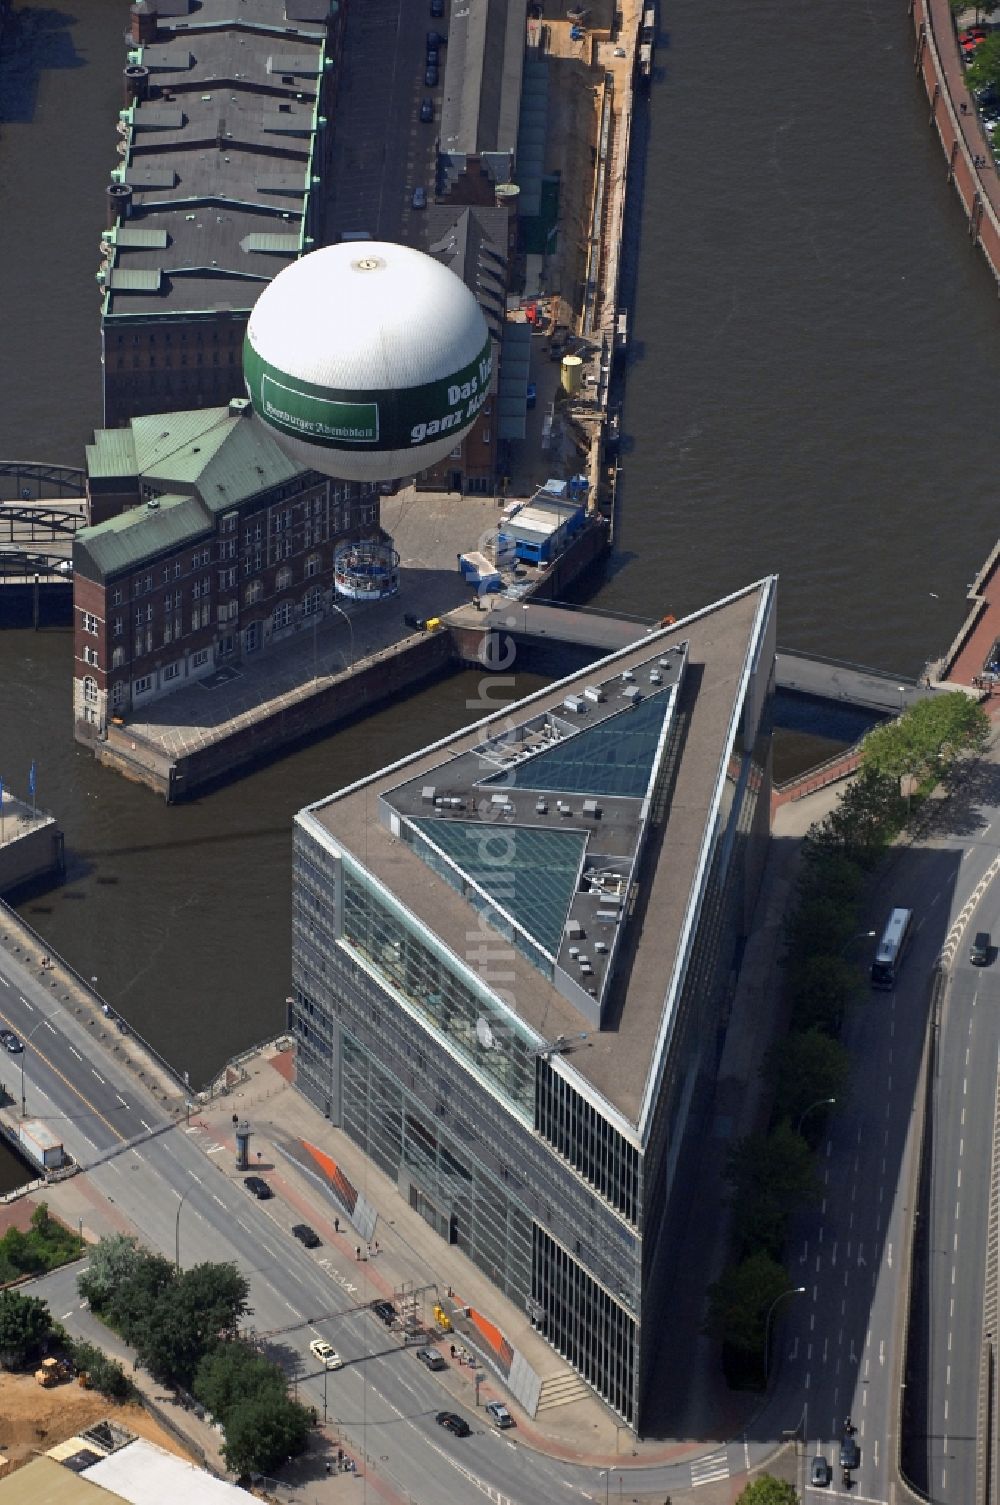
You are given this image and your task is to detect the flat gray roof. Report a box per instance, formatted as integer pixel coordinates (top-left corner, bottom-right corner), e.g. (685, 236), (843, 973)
(302, 580), (774, 1132)
(103, 0), (326, 318)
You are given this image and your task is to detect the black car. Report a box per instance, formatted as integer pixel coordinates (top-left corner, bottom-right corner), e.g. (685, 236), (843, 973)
(426, 46), (439, 66)
(0, 1030), (23, 1054)
(370, 1299), (396, 1325)
(435, 1411), (470, 1437)
(416, 1346), (446, 1371)
(420, 97), (434, 123)
(839, 1437), (860, 1470)
(424, 64), (438, 87)
(291, 1223), (321, 1248)
(243, 1175), (273, 1199)
(427, 30), (446, 48)
(430, 0), (444, 16)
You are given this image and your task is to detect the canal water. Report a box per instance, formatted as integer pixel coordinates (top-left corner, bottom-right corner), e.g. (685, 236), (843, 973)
(0, 0), (998, 1086)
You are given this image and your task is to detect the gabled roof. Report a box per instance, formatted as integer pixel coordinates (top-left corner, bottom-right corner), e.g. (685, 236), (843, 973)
(75, 495), (212, 579)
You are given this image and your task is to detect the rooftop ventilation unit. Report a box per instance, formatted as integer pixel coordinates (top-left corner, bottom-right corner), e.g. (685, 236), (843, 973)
(565, 919), (584, 940)
(621, 670), (636, 683)
(622, 686), (642, 704)
(594, 940), (609, 953)
(582, 799), (601, 820)
(422, 786), (436, 803)
(583, 685), (604, 703)
(596, 908), (621, 923)
(563, 695), (586, 714)
(649, 670), (662, 684)
(535, 798), (548, 815)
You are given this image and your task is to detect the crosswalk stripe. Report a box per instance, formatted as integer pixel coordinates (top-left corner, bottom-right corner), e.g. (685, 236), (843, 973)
(691, 1448), (730, 1486)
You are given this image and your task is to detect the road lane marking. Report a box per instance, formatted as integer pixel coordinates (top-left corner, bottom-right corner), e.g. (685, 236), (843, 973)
(91, 1069), (105, 1084)
(206, 1144), (225, 1155)
(0, 978), (7, 986)
(212, 1194), (225, 1207)
(19, 996), (32, 1011)
(140, 1119), (152, 1132)
(69, 1046), (81, 1060)
(116, 1095), (129, 1108)
(43, 1021), (55, 1034)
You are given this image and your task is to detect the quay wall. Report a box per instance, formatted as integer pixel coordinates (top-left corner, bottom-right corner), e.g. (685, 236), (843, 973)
(0, 816), (63, 898)
(96, 629), (454, 802)
(911, 0), (1000, 288)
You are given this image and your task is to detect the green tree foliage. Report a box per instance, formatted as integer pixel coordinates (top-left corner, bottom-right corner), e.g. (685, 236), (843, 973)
(796, 847), (864, 911)
(220, 1392), (312, 1476)
(966, 31), (1000, 93)
(785, 955), (856, 1035)
(194, 1340), (285, 1424)
(728, 1123), (818, 1258)
(705, 1251), (791, 1356)
(0, 1288), (52, 1369)
(861, 693), (989, 788)
(785, 894), (856, 962)
(736, 1475), (799, 1505)
(133, 1262), (249, 1390)
(769, 1030), (850, 1132)
(71, 1341), (133, 1400)
(108, 1251), (176, 1346)
(77, 1233), (145, 1312)
(0, 1205), (84, 1284)
(825, 768), (906, 861)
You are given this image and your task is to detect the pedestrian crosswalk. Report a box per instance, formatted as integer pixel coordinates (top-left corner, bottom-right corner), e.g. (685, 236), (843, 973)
(691, 1448), (730, 1487)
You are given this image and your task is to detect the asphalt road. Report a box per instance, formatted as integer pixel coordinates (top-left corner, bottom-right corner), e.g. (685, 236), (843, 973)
(10, 770), (1000, 1504)
(324, 0), (440, 243)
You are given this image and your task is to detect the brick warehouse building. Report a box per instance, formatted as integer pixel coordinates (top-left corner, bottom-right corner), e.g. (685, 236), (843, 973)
(101, 0), (342, 427)
(72, 402), (379, 739)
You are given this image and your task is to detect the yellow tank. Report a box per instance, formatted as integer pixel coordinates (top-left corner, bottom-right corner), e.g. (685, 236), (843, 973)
(560, 354), (583, 394)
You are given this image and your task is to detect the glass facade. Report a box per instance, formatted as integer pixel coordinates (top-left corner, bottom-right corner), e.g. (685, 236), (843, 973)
(290, 592), (775, 1432)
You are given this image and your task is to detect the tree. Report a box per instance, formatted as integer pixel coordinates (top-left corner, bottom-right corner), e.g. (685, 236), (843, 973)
(861, 694), (989, 789)
(786, 955), (856, 1035)
(78, 1233), (145, 1312)
(133, 1262), (249, 1390)
(728, 1123), (818, 1258)
(0, 1289), (52, 1369)
(71, 1341), (133, 1400)
(736, 1476), (799, 1505)
(965, 32), (1000, 94)
(826, 768), (905, 859)
(705, 1251), (791, 1356)
(784, 894), (856, 962)
(194, 1340), (285, 1426)
(221, 1392), (312, 1476)
(769, 1030), (850, 1132)
(108, 1250), (176, 1345)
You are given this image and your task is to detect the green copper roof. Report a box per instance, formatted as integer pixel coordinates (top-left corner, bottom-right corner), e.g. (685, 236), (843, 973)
(481, 689), (674, 800)
(85, 428), (138, 480)
(412, 818), (587, 957)
(75, 494), (211, 577)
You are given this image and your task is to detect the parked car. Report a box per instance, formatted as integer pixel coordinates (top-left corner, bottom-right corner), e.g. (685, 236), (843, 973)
(0, 1030), (23, 1054)
(416, 1346), (446, 1371)
(425, 64), (439, 86)
(430, 0), (444, 17)
(309, 1339), (343, 1370)
(370, 1299), (396, 1325)
(420, 97), (434, 122)
(427, 30), (446, 48)
(485, 1400), (514, 1428)
(810, 1455), (831, 1487)
(426, 46), (439, 66)
(411, 187), (428, 210)
(435, 1411), (471, 1437)
(243, 1175), (272, 1199)
(291, 1223), (321, 1248)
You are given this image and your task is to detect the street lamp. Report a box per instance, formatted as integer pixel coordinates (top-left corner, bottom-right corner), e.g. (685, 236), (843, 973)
(764, 1286), (806, 1384)
(19, 1014), (58, 1116)
(897, 685), (906, 715)
(796, 1097), (836, 1135)
(175, 1183), (195, 1270)
(840, 929), (876, 958)
(598, 1470), (611, 1505)
(329, 601), (355, 671)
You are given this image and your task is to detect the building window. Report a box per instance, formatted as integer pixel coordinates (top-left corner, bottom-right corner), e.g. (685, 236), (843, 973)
(482, 429), (491, 444)
(219, 634), (235, 658)
(245, 579), (263, 606)
(162, 662), (181, 682)
(146, 604), (154, 623)
(283, 536), (293, 560)
(218, 600), (238, 624)
(83, 675), (98, 704)
(273, 600), (293, 631)
(163, 622), (173, 644)
(112, 647), (125, 669)
(219, 566), (237, 589)
(302, 585), (322, 616)
(84, 646), (99, 668)
(112, 681), (126, 709)
(276, 565), (293, 592)
(175, 561), (182, 579)
(112, 587), (123, 606)
(191, 648), (210, 669)
(113, 617), (123, 637)
(134, 675), (152, 696)
(83, 612), (99, 635)
(144, 574), (152, 593)
(305, 553), (321, 578)
(223, 511), (238, 533)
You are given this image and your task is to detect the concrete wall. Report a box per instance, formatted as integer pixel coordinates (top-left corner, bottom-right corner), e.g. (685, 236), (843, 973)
(0, 817), (63, 897)
(912, 0), (1000, 287)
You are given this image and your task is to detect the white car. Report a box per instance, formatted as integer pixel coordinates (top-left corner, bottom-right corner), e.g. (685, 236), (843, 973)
(309, 1339), (343, 1370)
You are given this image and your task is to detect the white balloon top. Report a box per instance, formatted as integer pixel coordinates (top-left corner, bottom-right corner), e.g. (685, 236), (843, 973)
(246, 241), (489, 394)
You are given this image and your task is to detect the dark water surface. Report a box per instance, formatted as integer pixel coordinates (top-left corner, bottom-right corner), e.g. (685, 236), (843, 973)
(0, 1), (998, 1084)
